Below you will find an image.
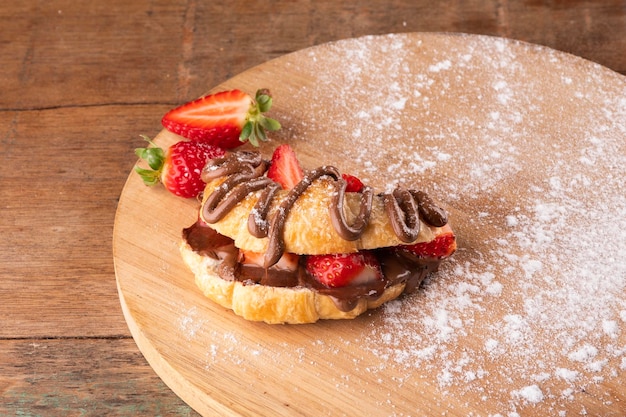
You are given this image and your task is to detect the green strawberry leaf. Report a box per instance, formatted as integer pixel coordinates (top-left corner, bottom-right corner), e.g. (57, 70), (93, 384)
(134, 135), (165, 186)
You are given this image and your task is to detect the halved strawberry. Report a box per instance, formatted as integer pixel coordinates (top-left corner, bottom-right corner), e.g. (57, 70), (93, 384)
(398, 225), (456, 259)
(161, 89), (281, 148)
(342, 173), (364, 192)
(266, 144), (304, 190)
(305, 251), (383, 288)
(134, 135), (225, 198)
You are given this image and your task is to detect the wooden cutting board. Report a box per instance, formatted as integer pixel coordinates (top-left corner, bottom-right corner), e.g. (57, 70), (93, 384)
(113, 33), (626, 416)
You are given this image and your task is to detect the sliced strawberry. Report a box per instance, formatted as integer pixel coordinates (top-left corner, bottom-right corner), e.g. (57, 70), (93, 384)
(398, 226), (456, 259)
(267, 144), (304, 190)
(161, 89), (281, 148)
(342, 173), (364, 192)
(239, 250), (300, 272)
(134, 136), (225, 198)
(305, 251), (383, 288)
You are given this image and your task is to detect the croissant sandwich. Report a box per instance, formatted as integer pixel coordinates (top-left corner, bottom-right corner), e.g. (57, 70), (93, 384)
(179, 143), (456, 324)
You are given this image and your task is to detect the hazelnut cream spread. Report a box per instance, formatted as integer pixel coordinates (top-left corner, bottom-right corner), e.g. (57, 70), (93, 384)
(183, 150), (451, 312)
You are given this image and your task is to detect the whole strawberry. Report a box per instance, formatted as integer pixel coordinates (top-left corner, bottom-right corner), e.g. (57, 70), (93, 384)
(161, 89), (281, 148)
(134, 135), (225, 198)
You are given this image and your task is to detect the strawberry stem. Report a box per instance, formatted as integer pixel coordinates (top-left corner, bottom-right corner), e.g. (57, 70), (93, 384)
(239, 89), (281, 147)
(134, 135), (165, 186)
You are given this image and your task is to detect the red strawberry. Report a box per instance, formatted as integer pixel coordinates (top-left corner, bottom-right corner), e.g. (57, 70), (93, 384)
(398, 226), (456, 259)
(134, 136), (225, 198)
(267, 144), (304, 190)
(305, 251), (383, 288)
(342, 173), (364, 192)
(161, 89), (281, 148)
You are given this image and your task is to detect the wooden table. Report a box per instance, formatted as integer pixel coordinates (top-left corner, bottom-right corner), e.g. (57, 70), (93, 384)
(2, 1), (625, 416)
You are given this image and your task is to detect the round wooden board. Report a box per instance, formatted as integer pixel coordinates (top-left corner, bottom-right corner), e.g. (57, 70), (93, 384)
(113, 33), (626, 416)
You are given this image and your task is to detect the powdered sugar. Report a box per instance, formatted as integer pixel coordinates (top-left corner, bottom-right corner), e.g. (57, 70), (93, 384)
(174, 304), (207, 341)
(513, 384), (545, 404)
(171, 34), (626, 415)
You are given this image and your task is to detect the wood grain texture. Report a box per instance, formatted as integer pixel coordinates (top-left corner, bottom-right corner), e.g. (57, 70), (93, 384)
(115, 33), (626, 416)
(0, 338), (196, 416)
(1, 1), (624, 111)
(1, 105), (170, 338)
(2, 0), (626, 415)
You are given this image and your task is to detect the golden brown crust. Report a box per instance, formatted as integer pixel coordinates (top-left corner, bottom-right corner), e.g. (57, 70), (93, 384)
(201, 177), (436, 255)
(180, 241), (406, 324)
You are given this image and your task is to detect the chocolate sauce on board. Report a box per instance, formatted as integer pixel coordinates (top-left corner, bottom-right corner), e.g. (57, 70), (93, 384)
(183, 221), (442, 312)
(184, 150), (450, 312)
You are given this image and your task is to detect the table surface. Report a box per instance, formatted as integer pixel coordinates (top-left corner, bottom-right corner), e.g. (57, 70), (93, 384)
(2, 1), (625, 416)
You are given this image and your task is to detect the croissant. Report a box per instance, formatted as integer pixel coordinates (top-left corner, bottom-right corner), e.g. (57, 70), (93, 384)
(181, 146), (456, 324)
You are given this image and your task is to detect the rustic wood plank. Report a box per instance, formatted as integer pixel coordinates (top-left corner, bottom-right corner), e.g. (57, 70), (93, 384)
(2, 1), (623, 112)
(0, 338), (199, 416)
(0, 0), (188, 109)
(0, 104), (169, 338)
(497, 0), (626, 74)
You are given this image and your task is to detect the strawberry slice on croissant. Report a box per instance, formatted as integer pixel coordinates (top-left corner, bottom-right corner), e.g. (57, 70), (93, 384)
(181, 145), (456, 324)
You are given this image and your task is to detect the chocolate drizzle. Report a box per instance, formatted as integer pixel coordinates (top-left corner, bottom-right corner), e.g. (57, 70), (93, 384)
(247, 182), (281, 238)
(330, 177), (374, 241)
(264, 166), (341, 267)
(412, 190), (448, 227)
(201, 152), (271, 223)
(383, 188), (421, 243)
(199, 150), (449, 268)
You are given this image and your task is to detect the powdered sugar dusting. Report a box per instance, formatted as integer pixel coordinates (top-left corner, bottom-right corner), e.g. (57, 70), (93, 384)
(172, 34), (626, 415)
